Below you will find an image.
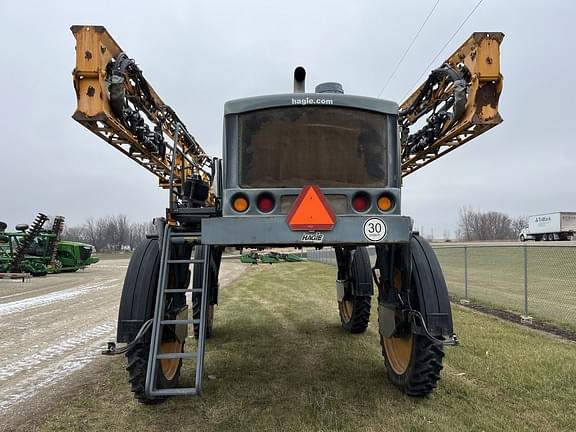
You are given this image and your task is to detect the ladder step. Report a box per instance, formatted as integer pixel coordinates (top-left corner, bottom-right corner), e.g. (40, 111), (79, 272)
(156, 352), (198, 360)
(169, 232), (201, 238)
(164, 288), (203, 293)
(149, 388), (199, 396)
(146, 241), (211, 399)
(160, 319), (200, 325)
(166, 259), (204, 264)
(169, 237), (200, 245)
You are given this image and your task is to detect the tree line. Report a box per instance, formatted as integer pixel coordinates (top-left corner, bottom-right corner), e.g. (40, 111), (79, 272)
(62, 215), (154, 252)
(457, 207), (527, 241)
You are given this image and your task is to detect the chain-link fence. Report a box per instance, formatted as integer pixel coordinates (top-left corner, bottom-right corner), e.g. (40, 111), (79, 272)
(307, 245), (576, 329)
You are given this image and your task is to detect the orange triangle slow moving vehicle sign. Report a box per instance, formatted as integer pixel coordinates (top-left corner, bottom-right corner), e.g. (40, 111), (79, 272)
(287, 185), (336, 231)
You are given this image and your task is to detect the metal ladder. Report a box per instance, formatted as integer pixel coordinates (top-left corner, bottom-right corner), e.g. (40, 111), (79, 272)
(145, 224), (211, 397)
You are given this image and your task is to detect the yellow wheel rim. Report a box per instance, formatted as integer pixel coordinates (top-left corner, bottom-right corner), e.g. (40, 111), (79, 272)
(383, 334), (413, 375)
(339, 300), (353, 322)
(160, 340), (183, 380)
(382, 267), (413, 375)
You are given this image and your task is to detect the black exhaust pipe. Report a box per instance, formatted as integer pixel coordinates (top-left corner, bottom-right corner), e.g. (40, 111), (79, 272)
(294, 66), (306, 93)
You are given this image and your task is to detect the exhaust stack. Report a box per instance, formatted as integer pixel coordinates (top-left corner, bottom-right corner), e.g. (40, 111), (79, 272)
(293, 66), (306, 93)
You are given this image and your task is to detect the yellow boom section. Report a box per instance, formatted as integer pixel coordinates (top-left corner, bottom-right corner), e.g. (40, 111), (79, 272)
(71, 25), (212, 190)
(399, 32), (504, 177)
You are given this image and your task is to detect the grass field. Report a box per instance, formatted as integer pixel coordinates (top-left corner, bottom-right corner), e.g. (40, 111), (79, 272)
(39, 262), (576, 432)
(433, 245), (576, 329)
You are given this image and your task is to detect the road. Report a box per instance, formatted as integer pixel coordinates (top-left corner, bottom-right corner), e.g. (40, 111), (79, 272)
(0, 257), (246, 428)
(430, 240), (576, 247)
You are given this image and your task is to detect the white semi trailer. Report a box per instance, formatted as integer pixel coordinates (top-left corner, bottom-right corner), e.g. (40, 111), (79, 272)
(519, 212), (576, 241)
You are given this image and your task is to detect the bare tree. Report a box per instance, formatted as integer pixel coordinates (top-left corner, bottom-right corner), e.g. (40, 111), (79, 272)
(62, 216), (154, 251)
(61, 225), (86, 243)
(128, 221), (154, 249)
(511, 216), (528, 238)
(105, 214), (130, 251)
(84, 218), (108, 251)
(456, 207), (474, 241)
(457, 207), (514, 241)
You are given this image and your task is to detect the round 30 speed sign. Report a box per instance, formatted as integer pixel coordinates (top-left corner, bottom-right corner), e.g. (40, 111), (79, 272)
(363, 217), (387, 242)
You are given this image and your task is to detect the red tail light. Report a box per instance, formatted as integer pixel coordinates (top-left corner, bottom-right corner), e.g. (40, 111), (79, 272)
(352, 193), (370, 212)
(257, 193), (275, 213)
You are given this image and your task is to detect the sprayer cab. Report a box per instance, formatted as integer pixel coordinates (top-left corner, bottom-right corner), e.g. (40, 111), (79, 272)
(202, 67), (411, 247)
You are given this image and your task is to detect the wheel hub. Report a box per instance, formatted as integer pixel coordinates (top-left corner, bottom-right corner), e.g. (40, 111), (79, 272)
(383, 334), (413, 375)
(340, 299), (353, 322)
(160, 340), (183, 380)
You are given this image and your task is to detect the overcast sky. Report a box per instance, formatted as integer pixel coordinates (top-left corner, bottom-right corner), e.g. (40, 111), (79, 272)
(1, 0), (574, 238)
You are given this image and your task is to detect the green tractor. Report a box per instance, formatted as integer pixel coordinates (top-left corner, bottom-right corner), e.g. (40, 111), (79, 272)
(56, 241), (100, 272)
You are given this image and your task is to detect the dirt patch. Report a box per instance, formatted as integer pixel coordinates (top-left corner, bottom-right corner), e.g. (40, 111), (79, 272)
(2, 356), (111, 432)
(0, 259), (248, 432)
(450, 295), (576, 342)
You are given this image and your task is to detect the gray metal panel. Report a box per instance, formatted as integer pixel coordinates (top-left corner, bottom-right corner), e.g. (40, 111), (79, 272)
(201, 215), (412, 246)
(224, 93), (398, 115)
(388, 116), (401, 188)
(223, 116), (239, 188)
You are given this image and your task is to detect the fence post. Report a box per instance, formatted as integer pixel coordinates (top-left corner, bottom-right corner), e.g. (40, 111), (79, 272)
(523, 245), (528, 316)
(464, 246), (468, 299)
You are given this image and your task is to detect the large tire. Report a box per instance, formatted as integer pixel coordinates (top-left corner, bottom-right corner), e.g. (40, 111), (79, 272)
(338, 247), (372, 334)
(193, 301), (214, 339)
(126, 342), (182, 404)
(120, 238), (185, 404)
(381, 334), (444, 397)
(192, 246), (212, 339)
(192, 247), (222, 339)
(380, 236), (446, 397)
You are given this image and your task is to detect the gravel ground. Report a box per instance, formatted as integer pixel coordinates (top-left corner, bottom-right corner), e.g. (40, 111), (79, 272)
(0, 258), (246, 431)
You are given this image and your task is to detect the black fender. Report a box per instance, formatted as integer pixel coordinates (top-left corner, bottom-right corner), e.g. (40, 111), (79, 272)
(335, 246), (374, 297)
(351, 247), (373, 296)
(117, 239), (160, 343)
(116, 238), (192, 343)
(410, 234), (453, 337)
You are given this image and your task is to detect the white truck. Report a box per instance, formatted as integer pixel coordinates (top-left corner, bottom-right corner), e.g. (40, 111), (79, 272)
(519, 212), (576, 241)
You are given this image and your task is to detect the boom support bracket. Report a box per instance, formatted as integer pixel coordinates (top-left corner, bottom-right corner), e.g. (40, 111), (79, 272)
(70, 26), (214, 206)
(399, 32), (504, 177)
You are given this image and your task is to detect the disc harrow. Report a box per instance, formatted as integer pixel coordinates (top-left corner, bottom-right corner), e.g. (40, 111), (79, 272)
(9, 213), (49, 272)
(46, 216), (65, 268)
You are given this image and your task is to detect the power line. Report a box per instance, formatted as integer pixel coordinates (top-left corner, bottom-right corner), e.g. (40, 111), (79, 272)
(377, 0), (441, 98)
(401, 0), (485, 101)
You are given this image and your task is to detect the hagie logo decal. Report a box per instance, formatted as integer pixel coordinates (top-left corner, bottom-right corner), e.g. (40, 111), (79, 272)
(291, 97), (334, 106)
(301, 232), (324, 243)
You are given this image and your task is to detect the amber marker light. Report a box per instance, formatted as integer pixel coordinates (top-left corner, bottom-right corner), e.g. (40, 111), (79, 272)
(232, 194), (249, 212)
(377, 195), (394, 212)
